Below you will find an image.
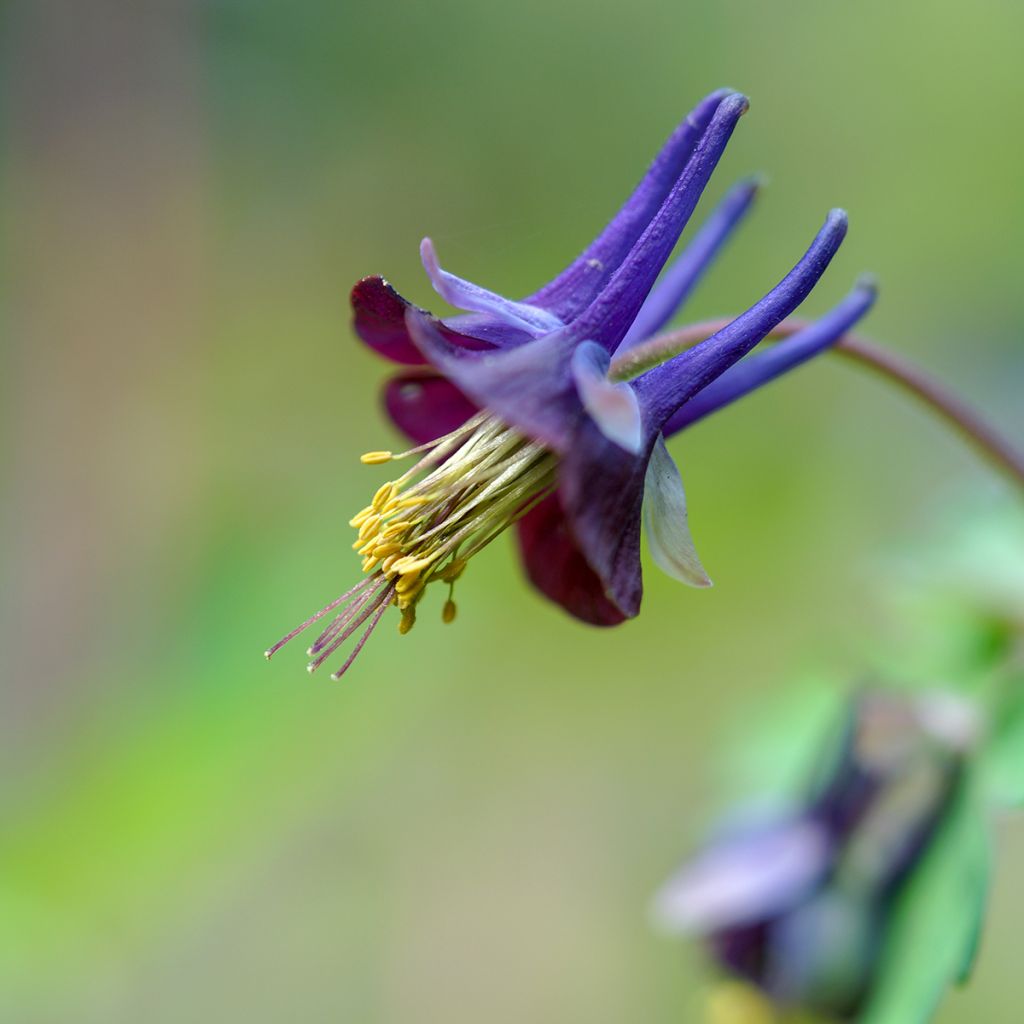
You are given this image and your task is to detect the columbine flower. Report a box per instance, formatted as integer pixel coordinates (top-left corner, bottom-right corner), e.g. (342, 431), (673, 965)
(653, 690), (984, 1021)
(266, 89), (876, 678)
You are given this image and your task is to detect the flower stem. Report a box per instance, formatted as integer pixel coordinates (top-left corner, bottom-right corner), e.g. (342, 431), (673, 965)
(611, 319), (1024, 490)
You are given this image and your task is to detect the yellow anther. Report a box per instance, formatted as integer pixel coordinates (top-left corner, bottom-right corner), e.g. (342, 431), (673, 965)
(371, 481), (397, 510)
(440, 558), (467, 583)
(362, 556), (380, 572)
(348, 506), (374, 528)
(360, 450), (393, 465)
(442, 599), (457, 624)
(395, 572), (423, 594)
(392, 556), (433, 576)
(382, 520), (414, 538)
(372, 541), (403, 559)
(357, 515), (381, 541)
(398, 607), (416, 634)
(395, 496), (429, 510)
(357, 539), (378, 556)
(381, 553), (400, 574)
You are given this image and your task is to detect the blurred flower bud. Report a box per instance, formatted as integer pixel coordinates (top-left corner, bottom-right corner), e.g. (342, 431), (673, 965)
(654, 690), (984, 1021)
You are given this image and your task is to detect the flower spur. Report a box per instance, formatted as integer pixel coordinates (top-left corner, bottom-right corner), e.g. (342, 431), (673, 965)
(266, 88), (876, 679)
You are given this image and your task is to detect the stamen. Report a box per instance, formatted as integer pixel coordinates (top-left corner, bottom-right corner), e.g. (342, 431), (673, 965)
(267, 413), (557, 679)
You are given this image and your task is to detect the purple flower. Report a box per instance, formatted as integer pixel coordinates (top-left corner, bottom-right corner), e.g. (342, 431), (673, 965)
(653, 691), (982, 1019)
(267, 89), (875, 678)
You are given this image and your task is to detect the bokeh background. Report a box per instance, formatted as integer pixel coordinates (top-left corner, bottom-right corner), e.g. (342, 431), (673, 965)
(3, 1), (1023, 1021)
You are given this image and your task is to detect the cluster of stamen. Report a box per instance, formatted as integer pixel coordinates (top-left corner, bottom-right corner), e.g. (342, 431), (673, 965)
(265, 412), (557, 679)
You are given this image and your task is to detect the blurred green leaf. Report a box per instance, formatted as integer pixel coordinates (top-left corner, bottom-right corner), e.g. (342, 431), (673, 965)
(859, 785), (990, 1024)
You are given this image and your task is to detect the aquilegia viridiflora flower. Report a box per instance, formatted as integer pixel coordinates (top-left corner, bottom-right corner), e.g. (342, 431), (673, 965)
(266, 89), (876, 678)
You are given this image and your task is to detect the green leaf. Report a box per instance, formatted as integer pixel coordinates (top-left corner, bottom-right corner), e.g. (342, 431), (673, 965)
(858, 785), (990, 1024)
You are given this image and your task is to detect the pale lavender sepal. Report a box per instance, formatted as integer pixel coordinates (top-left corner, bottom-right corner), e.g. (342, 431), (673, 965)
(420, 237), (564, 336)
(571, 341), (643, 454)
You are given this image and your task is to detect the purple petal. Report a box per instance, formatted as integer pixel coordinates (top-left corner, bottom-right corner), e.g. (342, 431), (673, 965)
(634, 209), (849, 429)
(651, 818), (830, 935)
(571, 341), (643, 454)
(526, 89), (735, 321)
(616, 176), (761, 353)
(404, 309), (582, 453)
(382, 372), (478, 445)
(420, 237), (564, 336)
(565, 93), (750, 352)
(663, 276), (877, 436)
(514, 494), (628, 627)
(555, 420), (651, 618)
(643, 435), (711, 587)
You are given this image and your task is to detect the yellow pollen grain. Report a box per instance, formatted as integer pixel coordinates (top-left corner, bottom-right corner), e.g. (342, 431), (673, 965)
(360, 450), (393, 465)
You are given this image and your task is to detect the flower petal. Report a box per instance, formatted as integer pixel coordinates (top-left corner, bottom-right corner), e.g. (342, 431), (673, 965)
(555, 420), (650, 618)
(571, 341), (643, 454)
(565, 93), (750, 352)
(514, 494), (627, 627)
(642, 435), (711, 587)
(616, 176), (761, 353)
(404, 308), (582, 453)
(651, 818), (831, 935)
(421, 238), (563, 336)
(382, 371), (478, 444)
(526, 88), (734, 320)
(634, 208), (849, 429)
(350, 276), (529, 368)
(351, 276), (430, 365)
(663, 276), (877, 435)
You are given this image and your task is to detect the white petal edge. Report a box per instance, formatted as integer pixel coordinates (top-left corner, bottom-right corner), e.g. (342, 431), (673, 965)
(642, 435), (711, 587)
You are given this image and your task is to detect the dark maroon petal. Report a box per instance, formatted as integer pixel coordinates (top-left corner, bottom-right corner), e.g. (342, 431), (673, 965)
(351, 276), (430, 365)
(515, 494), (627, 627)
(382, 371), (478, 445)
(351, 277), (534, 367)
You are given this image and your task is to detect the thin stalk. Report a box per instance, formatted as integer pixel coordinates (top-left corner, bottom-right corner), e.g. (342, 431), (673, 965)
(611, 318), (1024, 490)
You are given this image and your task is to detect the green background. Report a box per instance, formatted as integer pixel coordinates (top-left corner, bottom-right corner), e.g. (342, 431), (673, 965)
(2, 0), (1023, 1020)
